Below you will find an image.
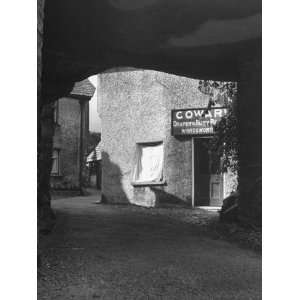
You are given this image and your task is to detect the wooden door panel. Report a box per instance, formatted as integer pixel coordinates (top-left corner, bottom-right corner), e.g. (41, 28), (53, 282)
(209, 174), (223, 207)
(194, 174), (210, 206)
(194, 139), (210, 206)
(194, 138), (224, 207)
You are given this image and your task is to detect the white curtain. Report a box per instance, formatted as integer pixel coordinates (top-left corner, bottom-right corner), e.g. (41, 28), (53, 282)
(133, 143), (163, 183)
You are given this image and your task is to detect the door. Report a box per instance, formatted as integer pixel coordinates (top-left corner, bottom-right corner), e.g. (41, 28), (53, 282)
(193, 138), (223, 207)
(194, 138), (210, 206)
(209, 175), (223, 206)
(208, 149), (223, 206)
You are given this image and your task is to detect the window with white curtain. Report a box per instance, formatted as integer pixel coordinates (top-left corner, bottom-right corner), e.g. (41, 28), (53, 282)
(51, 149), (60, 176)
(132, 142), (164, 184)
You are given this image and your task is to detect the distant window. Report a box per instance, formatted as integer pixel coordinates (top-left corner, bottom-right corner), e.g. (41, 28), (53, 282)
(53, 101), (59, 124)
(132, 142), (164, 184)
(51, 149), (60, 176)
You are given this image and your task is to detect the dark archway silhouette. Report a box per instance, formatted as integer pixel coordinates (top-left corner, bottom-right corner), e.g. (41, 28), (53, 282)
(38, 0), (261, 229)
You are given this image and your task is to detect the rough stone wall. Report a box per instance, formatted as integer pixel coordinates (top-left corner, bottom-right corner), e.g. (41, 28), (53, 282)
(237, 50), (262, 226)
(160, 72), (209, 205)
(51, 98), (81, 190)
(38, 0), (58, 233)
(99, 70), (165, 206)
(99, 69), (211, 207)
(37, 0), (45, 102)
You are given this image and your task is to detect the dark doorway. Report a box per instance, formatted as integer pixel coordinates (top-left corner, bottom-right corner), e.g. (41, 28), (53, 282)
(193, 138), (223, 207)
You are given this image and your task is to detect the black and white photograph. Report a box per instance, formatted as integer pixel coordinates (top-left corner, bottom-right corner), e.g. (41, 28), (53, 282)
(2, 0), (300, 299)
(37, 1), (262, 298)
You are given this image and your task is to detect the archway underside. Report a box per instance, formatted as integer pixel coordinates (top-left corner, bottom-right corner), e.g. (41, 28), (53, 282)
(39, 0), (261, 227)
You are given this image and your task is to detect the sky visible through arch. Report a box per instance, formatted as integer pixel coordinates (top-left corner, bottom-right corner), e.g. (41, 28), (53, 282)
(88, 75), (101, 133)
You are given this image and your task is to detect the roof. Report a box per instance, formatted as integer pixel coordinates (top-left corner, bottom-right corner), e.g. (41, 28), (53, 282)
(87, 142), (101, 162)
(70, 78), (96, 98)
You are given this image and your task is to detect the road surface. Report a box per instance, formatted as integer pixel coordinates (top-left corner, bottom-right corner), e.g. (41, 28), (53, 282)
(38, 195), (261, 299)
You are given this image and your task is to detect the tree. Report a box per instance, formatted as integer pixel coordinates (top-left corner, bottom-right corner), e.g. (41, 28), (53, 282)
(198, 80), (239, 175)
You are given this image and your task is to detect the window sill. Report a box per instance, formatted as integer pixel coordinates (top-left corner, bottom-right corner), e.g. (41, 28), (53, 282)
(51, 174), (63, 178)
(131, 180), (166, 187)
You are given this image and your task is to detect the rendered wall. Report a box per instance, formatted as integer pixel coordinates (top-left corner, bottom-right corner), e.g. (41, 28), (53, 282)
(99, 69), (213, 207)
(51, 98), (81, 190)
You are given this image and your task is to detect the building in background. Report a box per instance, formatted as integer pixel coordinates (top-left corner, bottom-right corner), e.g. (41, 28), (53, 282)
(98, 68), (236, 208)
(86, 142), (102, 190)
(50, 79), (95, 193)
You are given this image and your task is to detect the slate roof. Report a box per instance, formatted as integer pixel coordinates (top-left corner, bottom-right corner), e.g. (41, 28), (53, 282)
(70, 78), (96, 98)
(87, 142), (101, 162)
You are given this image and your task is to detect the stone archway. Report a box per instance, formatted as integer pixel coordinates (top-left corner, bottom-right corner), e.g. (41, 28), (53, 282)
(38, 0), (261, 227)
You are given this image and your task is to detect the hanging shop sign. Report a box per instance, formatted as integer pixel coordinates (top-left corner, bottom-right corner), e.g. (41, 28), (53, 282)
(171, 107), (228, 136)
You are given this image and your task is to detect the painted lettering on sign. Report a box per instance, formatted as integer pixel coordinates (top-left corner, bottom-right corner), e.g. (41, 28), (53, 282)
(171, 107), (228, 136)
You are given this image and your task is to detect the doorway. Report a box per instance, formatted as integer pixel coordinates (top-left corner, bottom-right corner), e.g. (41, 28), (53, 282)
(193, 138), (223, 207)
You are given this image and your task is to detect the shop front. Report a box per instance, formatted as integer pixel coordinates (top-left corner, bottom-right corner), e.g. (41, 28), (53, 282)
(171, 107), (228, 207)
(99, 68), (235, 208)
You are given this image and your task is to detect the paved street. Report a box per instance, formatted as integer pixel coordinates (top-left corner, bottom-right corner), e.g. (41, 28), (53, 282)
(38, 195), (261, 300)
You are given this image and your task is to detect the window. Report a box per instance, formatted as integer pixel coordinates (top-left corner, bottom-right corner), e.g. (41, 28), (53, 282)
(132, 142), (164, 185)
(51, 149), (60, 176)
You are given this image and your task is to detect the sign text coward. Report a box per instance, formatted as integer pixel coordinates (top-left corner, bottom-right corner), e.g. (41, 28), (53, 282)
(171, 107), (228, 136)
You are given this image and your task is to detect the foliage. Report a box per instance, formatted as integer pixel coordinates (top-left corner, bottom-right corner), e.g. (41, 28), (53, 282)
(210, 102), (239, 173)
(198, 80), (237, 112)
(198, 80), (239, 174)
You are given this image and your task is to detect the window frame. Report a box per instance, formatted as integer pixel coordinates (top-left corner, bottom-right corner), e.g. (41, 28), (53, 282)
(131, 141), (165, 186)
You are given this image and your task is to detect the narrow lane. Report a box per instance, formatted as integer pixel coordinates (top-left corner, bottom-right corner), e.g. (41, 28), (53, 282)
(38, 195), (261, 300)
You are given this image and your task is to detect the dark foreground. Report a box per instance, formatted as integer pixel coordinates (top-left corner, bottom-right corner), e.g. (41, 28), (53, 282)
(38, 195), (261, 300)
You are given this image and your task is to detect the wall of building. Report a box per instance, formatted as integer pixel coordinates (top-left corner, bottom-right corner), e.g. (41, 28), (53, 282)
(51, 97), (81, 190)
(99, 69), (217, 207)
(237, 49), (262, 226)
